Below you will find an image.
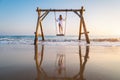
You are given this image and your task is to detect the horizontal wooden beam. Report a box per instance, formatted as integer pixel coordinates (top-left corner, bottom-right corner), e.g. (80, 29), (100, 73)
(36, 7), (85, 12)
(81, 32), (89, 34)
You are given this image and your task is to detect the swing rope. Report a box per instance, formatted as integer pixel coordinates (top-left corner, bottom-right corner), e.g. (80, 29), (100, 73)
(64, 11), (67, 35)
(54, 11), (58, 35)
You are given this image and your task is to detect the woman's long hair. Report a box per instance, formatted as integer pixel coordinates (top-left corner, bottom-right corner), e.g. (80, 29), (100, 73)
(59, 15), (62, 20)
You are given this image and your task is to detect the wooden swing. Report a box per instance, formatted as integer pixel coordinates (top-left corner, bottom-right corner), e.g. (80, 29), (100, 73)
(34, 6), (90, 45)
(54, 11), (67, 36)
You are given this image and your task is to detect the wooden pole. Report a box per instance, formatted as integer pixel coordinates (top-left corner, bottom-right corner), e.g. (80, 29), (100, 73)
(34, 8), (41, 45)
(82, 18), (90, 44)
(37, 8), (81, 12)
(41, 11), (49, 21)
(38, 8), (45, 41)
(79, 14), (83, 40)
(79, 6), (84, 40)
(39, 18), (45, 41)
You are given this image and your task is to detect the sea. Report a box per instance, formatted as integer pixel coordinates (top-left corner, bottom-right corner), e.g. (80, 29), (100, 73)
(0, 35), (120, 46)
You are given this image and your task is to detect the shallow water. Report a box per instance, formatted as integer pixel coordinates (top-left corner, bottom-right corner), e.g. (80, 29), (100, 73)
(0, 44), (120, 80)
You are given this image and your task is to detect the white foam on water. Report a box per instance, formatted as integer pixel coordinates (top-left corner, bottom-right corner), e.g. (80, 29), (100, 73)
(0, 35), (120, 46)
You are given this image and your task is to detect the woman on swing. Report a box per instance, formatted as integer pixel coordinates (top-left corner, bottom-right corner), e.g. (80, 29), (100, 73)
(56, 15), (66, 34)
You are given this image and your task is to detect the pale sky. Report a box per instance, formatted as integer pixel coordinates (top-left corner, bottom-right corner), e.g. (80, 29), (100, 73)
(0, 0), (120, 36)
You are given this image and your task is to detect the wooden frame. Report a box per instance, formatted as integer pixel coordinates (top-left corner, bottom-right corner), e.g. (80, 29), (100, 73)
(34, 6), (90, 45)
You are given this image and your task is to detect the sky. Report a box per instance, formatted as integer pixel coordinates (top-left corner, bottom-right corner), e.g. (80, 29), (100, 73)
(0, 0), (120, 36)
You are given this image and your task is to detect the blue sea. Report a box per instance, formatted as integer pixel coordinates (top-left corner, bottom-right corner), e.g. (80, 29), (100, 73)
(0, 35), (120, 46)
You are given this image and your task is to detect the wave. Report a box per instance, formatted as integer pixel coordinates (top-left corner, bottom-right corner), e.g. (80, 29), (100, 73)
(0, 35), (120, 46)
(90, 38), (119, 42)
(0, 35), (34, 45)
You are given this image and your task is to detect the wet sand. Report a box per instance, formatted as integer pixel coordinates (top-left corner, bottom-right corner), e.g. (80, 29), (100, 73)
(0, 44), (120, 80)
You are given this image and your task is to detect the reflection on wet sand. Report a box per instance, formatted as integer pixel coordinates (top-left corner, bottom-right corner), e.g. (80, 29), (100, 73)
(56, 53), (66, 75)
(74, 46), (89, 80)
(34, 44), (45, 80)
(34, 44), (90, 80)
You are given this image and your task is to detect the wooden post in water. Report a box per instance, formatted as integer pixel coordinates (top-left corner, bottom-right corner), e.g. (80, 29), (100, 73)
(39, 10), (45, 41)
(79, 6), (84, 41)
(79, 11), (83, 40)
(82, 17), (90, 44)
(34, 8), (40, 45)
(79, 6), (90, 44)
(34, 7), (45, 45)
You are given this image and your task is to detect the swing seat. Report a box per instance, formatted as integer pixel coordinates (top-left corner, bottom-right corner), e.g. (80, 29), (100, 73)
(56, 34), (64, 36)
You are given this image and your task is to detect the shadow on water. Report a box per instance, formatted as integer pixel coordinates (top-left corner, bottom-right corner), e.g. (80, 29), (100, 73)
(34, 44), (90, 80)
